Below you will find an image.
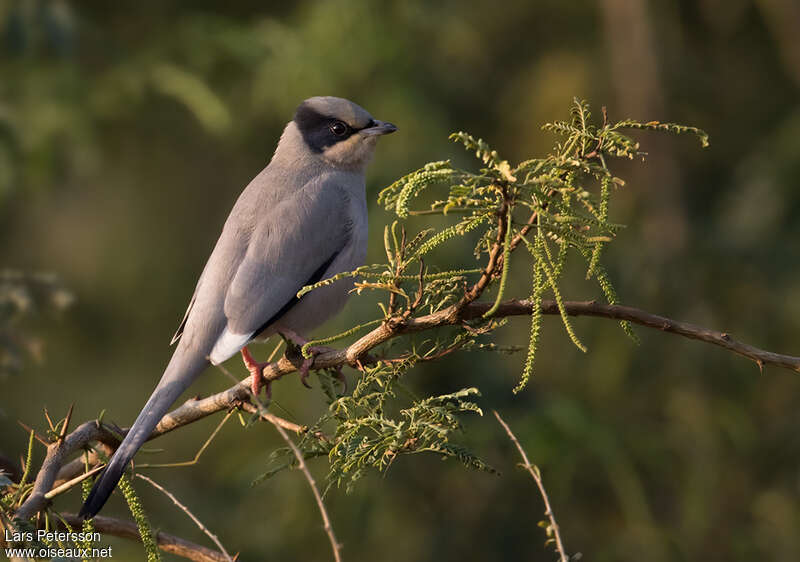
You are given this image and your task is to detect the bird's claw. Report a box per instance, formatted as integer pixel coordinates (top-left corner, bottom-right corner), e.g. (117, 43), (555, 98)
(278, 331), (346, 392)
(296, 345), (333, 389)
(294, 344), (347, 391)
(241, 347), (272, 400)
(299, 355), (314, 389)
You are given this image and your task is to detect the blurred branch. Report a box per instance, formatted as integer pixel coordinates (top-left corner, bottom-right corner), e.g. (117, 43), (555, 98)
(494, 411), (569, 562)
(0, 270), (73, 376)
(757, 0), (800, 87)
(57, 513), (232, 562)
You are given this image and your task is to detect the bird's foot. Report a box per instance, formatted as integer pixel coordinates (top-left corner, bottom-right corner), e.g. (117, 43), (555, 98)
(278, 329), (345, 390)
(296, 345), (340, 388)
(241, 346), (272, 399)
(294, 345), (348, 392)
(278, 329), (312, 387)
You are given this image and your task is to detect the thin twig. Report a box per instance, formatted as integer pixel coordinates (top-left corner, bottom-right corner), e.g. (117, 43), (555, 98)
(239, 402), (329, 442)
(459, 198), (510, 308)
(494, 411), (569, 562)
(508, 211), (538, 253)
(136, 474), (233, 562)
(404, 259), (426, 318)
(138, 410), (233, 468)
(268, 420), (343, 562)
(16, 421), (49, 446)
(387, 226), (407, 316)
(44, 464), (104, 500)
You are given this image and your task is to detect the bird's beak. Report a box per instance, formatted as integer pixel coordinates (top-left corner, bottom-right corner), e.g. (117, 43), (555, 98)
(360, 120), (398, 136)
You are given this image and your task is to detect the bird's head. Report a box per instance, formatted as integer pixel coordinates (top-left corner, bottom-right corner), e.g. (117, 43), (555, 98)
(289, 96), (397, 170)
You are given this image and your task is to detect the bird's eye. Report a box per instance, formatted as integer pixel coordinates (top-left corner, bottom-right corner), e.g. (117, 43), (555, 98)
(330, 120), (348, 136)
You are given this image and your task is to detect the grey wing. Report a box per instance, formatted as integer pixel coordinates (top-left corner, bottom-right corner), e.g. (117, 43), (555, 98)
(170, 277), (201, 345)
(169, 215), (242, 347)
(207, 181), (351, 364)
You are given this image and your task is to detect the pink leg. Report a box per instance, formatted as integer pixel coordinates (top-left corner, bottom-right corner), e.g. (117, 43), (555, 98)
(241, 346), (272, 399)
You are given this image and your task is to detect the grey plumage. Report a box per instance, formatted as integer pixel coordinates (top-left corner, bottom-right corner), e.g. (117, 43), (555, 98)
(80, 97), (396, 518)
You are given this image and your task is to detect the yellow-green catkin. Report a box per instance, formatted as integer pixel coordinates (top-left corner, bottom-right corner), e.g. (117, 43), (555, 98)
(80, 474), (96, 558)
(118, 474), (161, 562)
(515, 257), (545, 393)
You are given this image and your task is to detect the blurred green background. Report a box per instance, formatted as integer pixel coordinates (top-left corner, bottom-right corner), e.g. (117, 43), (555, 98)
(2, 0), (800, 560)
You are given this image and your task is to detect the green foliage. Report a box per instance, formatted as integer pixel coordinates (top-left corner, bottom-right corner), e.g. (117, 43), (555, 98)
(255, 362), (495, 492)
(17, 430), (35, 493)
(516, 242), (545, 394)
(0, 430), (37, 524)
(80, 474), (97, 555)
(324, 364), (495, 491)
(388, 161), (454, 218)
(282, 99), (708, 493)
(369, 98), (706, 391)
(0, 432), (99, 557)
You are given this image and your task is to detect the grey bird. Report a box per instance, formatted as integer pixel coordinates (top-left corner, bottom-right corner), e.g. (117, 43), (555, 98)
(79, 96), (397, 518)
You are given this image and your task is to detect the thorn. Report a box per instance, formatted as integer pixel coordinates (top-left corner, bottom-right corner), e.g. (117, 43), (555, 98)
(95, 408), (106, 429)
(756, 360), (764, 374)
(18, 420), (50, 446)
(43, 407), (56, 432)
(59, 403), (74, 442)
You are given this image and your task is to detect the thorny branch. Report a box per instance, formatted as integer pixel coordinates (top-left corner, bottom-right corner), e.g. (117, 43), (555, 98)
(9, 189), (800, 550)
(13, 297), (800, 522)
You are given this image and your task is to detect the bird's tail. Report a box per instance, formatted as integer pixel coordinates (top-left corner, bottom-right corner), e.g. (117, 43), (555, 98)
(79, 345), (208, 518)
